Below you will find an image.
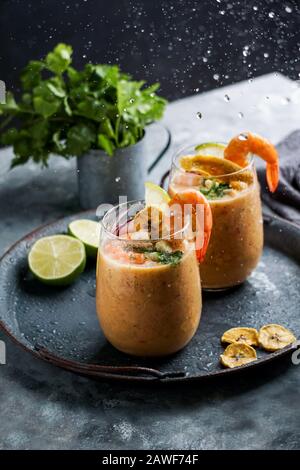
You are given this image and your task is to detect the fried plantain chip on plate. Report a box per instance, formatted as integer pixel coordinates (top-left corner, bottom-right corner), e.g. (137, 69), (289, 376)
(220, 342), (257, 369)
(221, 327), (259, 347)
(258, 324), (296, 352)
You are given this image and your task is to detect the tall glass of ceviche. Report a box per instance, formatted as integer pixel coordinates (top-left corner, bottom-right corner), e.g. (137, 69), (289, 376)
(96, 190), (212, 356)
(168, 132), (279, 290)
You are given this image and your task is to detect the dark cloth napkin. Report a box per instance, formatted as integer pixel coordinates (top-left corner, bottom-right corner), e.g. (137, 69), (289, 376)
(257, 130), (300, 225)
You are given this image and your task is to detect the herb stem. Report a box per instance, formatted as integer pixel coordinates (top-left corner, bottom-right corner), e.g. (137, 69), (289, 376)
(0, 115), (13, 130)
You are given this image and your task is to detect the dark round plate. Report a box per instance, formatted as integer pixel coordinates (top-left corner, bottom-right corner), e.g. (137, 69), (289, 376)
(0, 211), (299, 383)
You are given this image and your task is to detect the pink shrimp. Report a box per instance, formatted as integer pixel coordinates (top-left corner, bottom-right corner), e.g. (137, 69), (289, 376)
(169, 189), (213, 263)
(224, 132), (279, 193)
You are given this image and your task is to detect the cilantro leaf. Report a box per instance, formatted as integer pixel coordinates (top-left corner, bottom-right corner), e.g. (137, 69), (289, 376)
(66, 124), (96, 156)
(200, 180), (231, 199)
(98, 134), (115, 156)
(145, 250), (183, 266)
(45, 43), (73, 74)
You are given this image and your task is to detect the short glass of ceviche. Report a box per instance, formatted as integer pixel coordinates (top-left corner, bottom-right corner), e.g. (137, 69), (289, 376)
(96, 200), (202, 357)
(168, 132), (279, 290)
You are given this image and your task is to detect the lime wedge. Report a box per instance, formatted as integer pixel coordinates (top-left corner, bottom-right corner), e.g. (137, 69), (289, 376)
(28, 235), (86, 285)
(145, 182), (171, 208)
(195, 142), (226, 157)
(68, 219), (100, 258)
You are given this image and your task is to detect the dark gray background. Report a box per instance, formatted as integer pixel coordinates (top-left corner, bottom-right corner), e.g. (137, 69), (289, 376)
(0, 0), (299, 100)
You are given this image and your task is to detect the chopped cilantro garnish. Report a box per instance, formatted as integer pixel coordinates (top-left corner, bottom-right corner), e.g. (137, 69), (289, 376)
(145, 250), (183, 266)
(200, 180), (231, 199)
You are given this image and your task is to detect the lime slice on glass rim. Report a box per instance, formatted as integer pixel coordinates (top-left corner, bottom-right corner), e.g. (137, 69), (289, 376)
(68, 219), (100, 258)
(145, 182), (171, 208)
(28, 235), (86, 286)
(195, 142), (226, 157)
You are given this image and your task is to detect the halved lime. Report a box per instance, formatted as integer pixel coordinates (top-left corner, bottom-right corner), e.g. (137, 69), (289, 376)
(145, 182), (171, 208)
(68, 219), (100, 258)
(28, 235), (86, 286)
(195, 142), (226, 157)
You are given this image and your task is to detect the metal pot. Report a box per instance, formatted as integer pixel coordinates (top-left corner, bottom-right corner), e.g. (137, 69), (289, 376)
(77, 127), (170, 209)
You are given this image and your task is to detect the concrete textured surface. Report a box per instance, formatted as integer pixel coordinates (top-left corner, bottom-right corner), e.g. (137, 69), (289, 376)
(0, 73), (300, 450)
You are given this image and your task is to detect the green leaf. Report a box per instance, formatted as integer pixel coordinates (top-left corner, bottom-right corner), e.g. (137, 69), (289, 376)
(76, 98), (106, 122)
(28, 120), (49, 142)
(47, 82), (66, 98)
(145, 250), (183, 266)
(20, 61), (44, 90)
(33, 96), (60, 118)
(100, 118), (115, 139)
(63, 97), (72, 116)
(52, 131), (65, 153)
(117, 80), (144, 115)
(67, 66), (82, 85)
(45, 43), (73, 74)
(1, 127), (19, 145)
(33, 81), (62, 118)
(66, 123), (96, 156)
(200, 181), (231, 199)
(117, 80), (166, 130)
(0, 92), (19, 113)
(12, 130), (32, 163)
(90, 64), (120, 87)
(98, 134), (115, 156)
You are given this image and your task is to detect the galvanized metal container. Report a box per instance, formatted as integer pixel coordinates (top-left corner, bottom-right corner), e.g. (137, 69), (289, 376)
(77, 135), (147, 209)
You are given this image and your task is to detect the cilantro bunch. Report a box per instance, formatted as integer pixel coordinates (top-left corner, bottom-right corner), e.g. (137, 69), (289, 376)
(0, 44), (167, 166)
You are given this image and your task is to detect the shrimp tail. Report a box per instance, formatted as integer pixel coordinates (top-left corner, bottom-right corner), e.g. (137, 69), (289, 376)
(266, 163), (279, 193)
(196, 233), (210, 263)
(196, 203), (213, 263)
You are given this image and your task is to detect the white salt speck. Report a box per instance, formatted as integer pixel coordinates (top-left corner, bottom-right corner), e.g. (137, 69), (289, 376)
(249, 271), (279, 295)
(113, 422), (133, 441)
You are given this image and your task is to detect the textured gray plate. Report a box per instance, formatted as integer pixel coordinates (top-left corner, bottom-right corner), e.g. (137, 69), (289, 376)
(0, 211), (299, 383)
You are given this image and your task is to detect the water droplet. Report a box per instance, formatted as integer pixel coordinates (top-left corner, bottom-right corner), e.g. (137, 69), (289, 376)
(263, 52), (269, 58)
(224, 94), (230, 101)
(265, 96), (270, 100)
(115, 176), (121, 182)
(285, 6), (292, 13)
(238, 112), (244, 119)
(213, 74), (220, 81)
(196, 112), (202, 119)
(242, 46), (250, 57)
(194, 88), (199, 92)
(253, 5), (258, 10)
(268, 11), (275, 18)
(238, 133), (248, 141)
(219, 10), (225, 15)
(129, 98), (134, 104)
(202, 57), (208, 63)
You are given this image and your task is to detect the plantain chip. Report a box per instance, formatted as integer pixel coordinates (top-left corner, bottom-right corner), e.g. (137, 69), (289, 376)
(258, 324), (296, 352)
(221, 327), (259, 347)
(220, 342), (257, 369)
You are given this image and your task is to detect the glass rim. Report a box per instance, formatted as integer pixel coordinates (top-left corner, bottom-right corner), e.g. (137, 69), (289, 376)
(172, 141), (255, 178)
(100, 199), (191, 242)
